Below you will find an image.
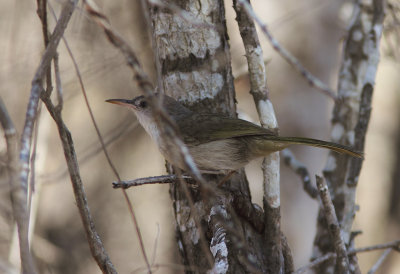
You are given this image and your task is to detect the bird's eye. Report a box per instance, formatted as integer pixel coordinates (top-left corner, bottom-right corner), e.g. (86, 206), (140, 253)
(139, 100), (147, 108)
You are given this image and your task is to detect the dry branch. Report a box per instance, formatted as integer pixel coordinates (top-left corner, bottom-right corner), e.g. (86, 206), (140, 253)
(11, 1), (78, 273)
(0, 98), (37, 274)
(367, 248), (392, 274)
(316, 175), (349, 273)
(112, 175), (195, 189)
(233, 0), (286, 272)
(282, 149), (318, 198)
(313, 1), (386, 272)
(296, 239), (400, 273)
(41, 97), (117, 274)
(30, 1), (118, 272)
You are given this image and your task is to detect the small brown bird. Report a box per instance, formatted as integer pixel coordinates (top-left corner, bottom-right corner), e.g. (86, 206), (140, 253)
(106, 95), (362, 173)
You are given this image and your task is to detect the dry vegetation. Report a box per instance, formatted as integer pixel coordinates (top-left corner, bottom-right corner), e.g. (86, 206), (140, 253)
(0, 0), (399, 273)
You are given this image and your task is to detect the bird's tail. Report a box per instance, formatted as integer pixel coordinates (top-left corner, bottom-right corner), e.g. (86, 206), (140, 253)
(266, 136), (364, 158)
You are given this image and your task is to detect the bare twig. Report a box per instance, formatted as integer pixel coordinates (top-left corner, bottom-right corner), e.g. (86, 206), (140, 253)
(113, 170), (212, 265)
(0, 98), (37, 274)
(26, 0), (50, 250)
(295, 253), (333, 274)
(282, 149), (318, 198)
(367, 248), (392, 274)
(296, 239), (400, 273)
(22, 0), (76, 208)
(237, 0), (337, 99)
(27, 104), (41, 218)
(48, 4), (153, 271)
(13, 1), (78, 273)
(151, 224), (160, 266)
(41, 96), (117, 273)
(316, 175), (349, 273)
(112, 174), (195, 189)
(349, 240), (400, 254)
(53, 53), (63, 109)
(32, 1), (118, 273)
(36, 0), (53, 98)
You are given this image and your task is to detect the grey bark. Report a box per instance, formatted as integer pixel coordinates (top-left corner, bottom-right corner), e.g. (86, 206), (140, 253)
(149, 0), (269, 273)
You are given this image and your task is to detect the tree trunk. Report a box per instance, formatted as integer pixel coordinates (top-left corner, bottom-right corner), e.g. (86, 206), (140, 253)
(148, 0), (269, 273)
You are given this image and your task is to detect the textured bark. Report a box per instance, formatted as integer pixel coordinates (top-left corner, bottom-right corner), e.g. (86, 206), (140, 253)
(312, 1), (386, 273)
(149, 0), (268, 272)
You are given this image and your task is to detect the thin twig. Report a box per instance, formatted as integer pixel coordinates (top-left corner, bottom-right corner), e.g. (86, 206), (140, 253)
(316, 175), (349, 273)
(27, 104), (41, 218)
(349, 240), (400, 254)
(295, 253), (334, 274)
(14, 1), (77, 273)
(282, 149), (318, 198)
(34, 1), (117, 273)
(151, 224), (160, 266)
(48, 3), (153, 271)
(296, 239), (400, 273)
(22, 0), (77, 212)
(53, 52), (63, 110)
(112, 174), (195, 189)
(22, 0), (76, 183)
(237, 0), (337, 100)
(367, 248), (392, 274)
(41, 96), (117, 273)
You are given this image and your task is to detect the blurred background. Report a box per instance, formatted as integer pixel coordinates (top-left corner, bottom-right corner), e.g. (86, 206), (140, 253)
(0, 0), (399, 273)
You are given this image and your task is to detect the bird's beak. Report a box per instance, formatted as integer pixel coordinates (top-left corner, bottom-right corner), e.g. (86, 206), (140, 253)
(105, 99), (136, 109)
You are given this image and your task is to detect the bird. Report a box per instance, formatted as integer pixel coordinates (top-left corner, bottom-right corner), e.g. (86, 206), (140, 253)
(106, 95), (362, 174)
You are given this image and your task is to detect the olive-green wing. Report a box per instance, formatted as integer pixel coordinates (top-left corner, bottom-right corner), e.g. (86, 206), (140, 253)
(178, 113), (276, 145)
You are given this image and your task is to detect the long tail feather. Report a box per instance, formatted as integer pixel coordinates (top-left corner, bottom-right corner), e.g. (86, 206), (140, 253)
(270, 136), (364, 158)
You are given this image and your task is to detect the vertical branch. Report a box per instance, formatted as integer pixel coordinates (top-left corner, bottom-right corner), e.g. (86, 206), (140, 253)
(313, 0), (386, 272)
(27, 1), (117, 273)
(41, 97), (117, 274)
(0, 99), (37, 274)
(316, 176), (349, 273)
(9, 1), (77, 273)
(233, 1), (287, 273)
(20, 0), (76, 221)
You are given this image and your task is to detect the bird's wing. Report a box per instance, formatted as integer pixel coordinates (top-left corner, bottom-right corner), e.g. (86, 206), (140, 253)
(178, 114), (277, 145)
